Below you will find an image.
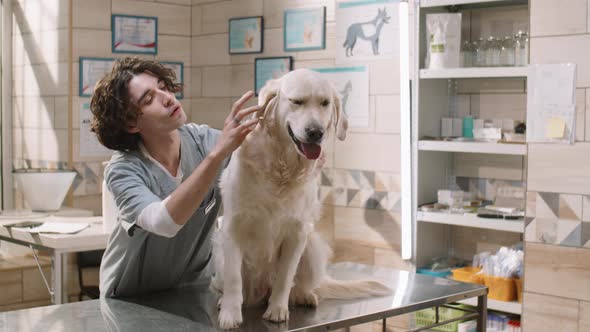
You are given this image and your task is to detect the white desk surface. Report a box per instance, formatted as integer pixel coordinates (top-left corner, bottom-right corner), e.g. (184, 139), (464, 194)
(0, 210), (109, 252)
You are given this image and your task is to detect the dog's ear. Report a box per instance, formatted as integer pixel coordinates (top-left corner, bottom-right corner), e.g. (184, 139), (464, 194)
(331, 87), (348, 141)
(257, 78), (282, 120)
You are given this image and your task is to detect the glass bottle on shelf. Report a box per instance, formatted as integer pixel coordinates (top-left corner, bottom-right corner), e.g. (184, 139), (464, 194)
(514, 31), (529, 66)
(461, 40), (473, 67)
(485, 36), (500, 67)
(500, 36), (515, 66)
(473, 38), (486, 67)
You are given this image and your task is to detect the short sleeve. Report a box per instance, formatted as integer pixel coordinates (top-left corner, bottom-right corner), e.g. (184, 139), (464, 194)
(183, 123), (230, 169)
(105, 159), (161, 236)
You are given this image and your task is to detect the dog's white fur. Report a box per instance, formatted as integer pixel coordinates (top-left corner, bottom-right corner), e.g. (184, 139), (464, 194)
(213, 69), (390, 329)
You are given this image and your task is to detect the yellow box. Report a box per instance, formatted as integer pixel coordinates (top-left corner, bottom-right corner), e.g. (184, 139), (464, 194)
(483, 275), (516, 302)
(451, 267), (484, 285)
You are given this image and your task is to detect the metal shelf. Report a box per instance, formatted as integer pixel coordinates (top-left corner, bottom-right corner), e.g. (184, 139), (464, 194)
(419, 67), (528, 79)
(420, 0), (528, 8)
(417, 211), (524, 233)
(458, 297), (522, 315)
(418, 140), (527, 155)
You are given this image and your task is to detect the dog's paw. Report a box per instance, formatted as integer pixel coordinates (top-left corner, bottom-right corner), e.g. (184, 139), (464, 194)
(218, 297), (243, 329)
(290, 291), (318, 307)
(263, 304), (290, 323)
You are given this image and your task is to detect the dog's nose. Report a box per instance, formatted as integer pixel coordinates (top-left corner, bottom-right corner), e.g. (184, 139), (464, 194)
(305, 127), (324, 143)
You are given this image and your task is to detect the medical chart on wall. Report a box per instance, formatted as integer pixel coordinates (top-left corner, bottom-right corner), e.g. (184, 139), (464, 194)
(313, 66), (369, 128)
(336, 0), (399, 64)
(80, 102), (112, 158)
(526, 63), (577, 144)
(112, 15), (158, 54)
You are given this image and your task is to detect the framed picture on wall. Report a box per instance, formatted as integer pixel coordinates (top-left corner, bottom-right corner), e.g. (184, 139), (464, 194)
(284, 7), (326, 52)
(161, 61), (184, 100)
(254, 57), (293, 96)
(112, 14), (158, 54)
(79, 57), (115, 97)
(229, 16), (263, 54)
(312, 66), (369, 128)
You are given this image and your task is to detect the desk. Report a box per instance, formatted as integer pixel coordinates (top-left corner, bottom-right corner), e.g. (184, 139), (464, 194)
(0, 210), (109, 304)
(0, 262), (488, 331)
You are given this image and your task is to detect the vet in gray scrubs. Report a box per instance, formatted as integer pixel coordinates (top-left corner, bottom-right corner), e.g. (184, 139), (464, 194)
(99, 124), (224, 298)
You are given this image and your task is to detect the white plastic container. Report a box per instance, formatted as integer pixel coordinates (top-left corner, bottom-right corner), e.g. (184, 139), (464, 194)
(13, 170), (76, 212)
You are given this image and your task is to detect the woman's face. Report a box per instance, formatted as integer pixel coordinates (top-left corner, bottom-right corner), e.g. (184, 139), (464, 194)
(127, 72), (186, 136)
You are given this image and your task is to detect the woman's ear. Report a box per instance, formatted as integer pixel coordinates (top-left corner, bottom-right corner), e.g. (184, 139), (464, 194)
(331, 87), (348, 141)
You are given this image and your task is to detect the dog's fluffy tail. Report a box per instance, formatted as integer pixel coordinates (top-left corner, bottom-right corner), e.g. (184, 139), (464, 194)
(315, 276), (392, 300)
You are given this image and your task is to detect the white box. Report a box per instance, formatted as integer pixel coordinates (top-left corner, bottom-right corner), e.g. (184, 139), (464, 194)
(452, 118), (463, 137)
(441, 118), (453, 137)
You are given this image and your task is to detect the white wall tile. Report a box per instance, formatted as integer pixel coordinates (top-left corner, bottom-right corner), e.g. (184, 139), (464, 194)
(73, 0), (111, 29)
(192, 5), (202, 35)
(21, 128), (68, 162)
(375, 94), (400, 134)
(23, 62), (69, 97)
(294, 59), (335, 70)
(528, 143), (590, 195)
(334, 132), (400, 172)
(191, 97), (233, 129)
(587, 89), (590, 141)
(190, 67), (202, 98)
(369, 60), (399, 95)
(192, 34), (231, 66)
(73, 30), (112, 59)
(531, 0), (587, 36)
(22, 97), (55, 129)
(531, 35), (590, 88)
(156, 35), (192, 65)
(17, 30), (69, 65)
(202, 0), (263, 34)
(334, 206), (400, 250)
(54, 96), (68, 130)
(113, 0), (191, 36)
(201, 64), (253, 97)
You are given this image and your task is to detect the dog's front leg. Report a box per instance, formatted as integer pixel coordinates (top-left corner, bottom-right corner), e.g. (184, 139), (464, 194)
(263, 227), (308, 323)
(218, 236), (244, 329)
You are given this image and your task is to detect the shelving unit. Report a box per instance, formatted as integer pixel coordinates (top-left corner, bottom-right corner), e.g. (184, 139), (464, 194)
(418, 140), (526, 155)
(411, 0), (529, 322)
(420, 66), (528, 79)
(458, 298), (522, 315)
(417, 211), (524, 233)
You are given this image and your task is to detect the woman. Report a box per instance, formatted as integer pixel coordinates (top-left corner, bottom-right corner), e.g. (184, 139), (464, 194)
(91, 57), (259, 297)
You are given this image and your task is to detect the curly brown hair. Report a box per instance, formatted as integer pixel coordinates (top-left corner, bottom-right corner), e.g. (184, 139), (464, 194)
(90, 57), (182, 151)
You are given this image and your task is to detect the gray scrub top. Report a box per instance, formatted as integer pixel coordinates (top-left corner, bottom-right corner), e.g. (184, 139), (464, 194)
(99, 123), (225, 298)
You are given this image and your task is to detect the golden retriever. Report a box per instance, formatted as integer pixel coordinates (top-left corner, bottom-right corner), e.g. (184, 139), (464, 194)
(212, 69), (391, 329)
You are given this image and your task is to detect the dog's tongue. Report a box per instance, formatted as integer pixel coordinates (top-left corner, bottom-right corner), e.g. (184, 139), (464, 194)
(301, 143), (321, 160)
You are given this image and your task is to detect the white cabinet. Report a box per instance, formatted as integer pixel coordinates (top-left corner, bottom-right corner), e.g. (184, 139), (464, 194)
(411, 0), (529, 317)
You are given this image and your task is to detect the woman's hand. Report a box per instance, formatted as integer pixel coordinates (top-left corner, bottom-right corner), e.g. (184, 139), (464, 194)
(212, 91), (261, 158)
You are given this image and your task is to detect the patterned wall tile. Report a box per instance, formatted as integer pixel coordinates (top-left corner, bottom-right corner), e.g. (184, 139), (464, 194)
(526, 192), (587, 248)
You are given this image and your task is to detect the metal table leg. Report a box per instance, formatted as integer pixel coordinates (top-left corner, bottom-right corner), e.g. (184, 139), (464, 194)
(51, 251), (69, 304)
(477, 294), (487, 332)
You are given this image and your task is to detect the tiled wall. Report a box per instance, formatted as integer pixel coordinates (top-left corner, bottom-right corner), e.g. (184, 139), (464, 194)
(11, 0), (70, 200)
(523, 1), (590, 330)
(191, 0), (406, 275)
(69, 0), (193, 214)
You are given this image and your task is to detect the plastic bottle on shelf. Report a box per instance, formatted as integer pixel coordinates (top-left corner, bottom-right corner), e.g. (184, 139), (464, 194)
(500, 36), (515, 66)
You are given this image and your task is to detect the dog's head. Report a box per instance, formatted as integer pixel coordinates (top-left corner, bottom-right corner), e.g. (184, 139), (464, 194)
(257, 69), (348, 160)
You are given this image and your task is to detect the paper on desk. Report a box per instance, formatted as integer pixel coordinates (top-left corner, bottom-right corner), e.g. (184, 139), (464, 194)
(527, 63), (577, 144)
(27, 222), (90, 234)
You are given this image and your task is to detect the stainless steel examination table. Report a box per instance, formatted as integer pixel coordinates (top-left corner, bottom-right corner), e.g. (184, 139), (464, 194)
(0, 262), (488, 331)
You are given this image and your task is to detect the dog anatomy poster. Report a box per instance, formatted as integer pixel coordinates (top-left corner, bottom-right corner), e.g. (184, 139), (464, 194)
(336, 0), (399, 64)
(313, 66), (369, 128)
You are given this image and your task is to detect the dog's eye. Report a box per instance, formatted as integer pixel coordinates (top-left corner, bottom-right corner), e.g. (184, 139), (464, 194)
(291, 99), (305, 106)
(321, 100), (330, 107)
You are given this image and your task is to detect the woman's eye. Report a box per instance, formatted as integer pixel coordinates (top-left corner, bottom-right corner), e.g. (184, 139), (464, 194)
(321, 100), (330, 107)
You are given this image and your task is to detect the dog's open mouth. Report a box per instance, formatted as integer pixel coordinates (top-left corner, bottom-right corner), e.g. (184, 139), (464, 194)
(287, 124), (321, 160)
